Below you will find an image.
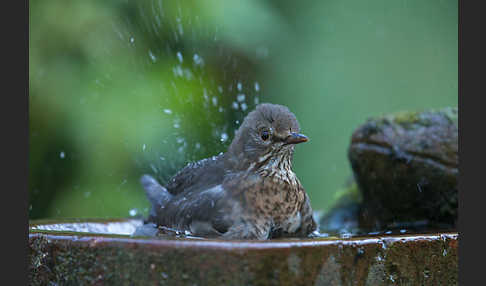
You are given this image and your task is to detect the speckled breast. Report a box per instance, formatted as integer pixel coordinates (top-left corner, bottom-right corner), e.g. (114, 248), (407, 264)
(245, 173), (305, 231)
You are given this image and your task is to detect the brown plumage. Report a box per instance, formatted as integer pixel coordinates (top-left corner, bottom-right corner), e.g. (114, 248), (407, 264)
(140, 103), (317, 240)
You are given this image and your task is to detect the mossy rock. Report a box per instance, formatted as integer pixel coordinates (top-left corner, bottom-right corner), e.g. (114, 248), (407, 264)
(348, 107), (458, 231)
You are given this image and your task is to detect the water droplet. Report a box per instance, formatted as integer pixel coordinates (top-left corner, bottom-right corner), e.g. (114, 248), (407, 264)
(241, 103), (248, 111)
(84, 191), (91, 198)
(443, 249), (448, 256)
(212, 97), (218, 106)
(232, 102), (239, 110)
(340, 232), (352, 239)
(173, 118), (181, 129)
(255, 82), (260, 92)
(416, 183), (423, 192)
(129, 209), (138, 216)
(183, 69), (193, 80)
(193, 53), (204, 66)
(237, 94), (245, 102)
(254, 97), (260, 104)
(163, 109), (172, 114)
(379, 240), (387, 249)
(235, 120), (240, 125)
(400, 229), (407, 233)
(173, 66), (183, 77)
(220, 133), (228, 142)
(150, 164), (158, 173)
(129, 37), (135, 43)
(59, 151), (65, 159)
(237, 82), (242, 91)
(176, 52), (183, 63)
(195, 143), (201, 149)
(148, 50), (157, 62)
(217, 86), (223, 93)
(142, 144), (146, 151)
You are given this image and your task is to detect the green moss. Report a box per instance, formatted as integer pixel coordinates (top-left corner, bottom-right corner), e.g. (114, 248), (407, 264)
(390, 111), (421, 125)
(371, 107), (458, 129)
(332, 182), (362, 207)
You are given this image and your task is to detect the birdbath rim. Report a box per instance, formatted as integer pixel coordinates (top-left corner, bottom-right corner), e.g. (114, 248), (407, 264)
(29, 217), (458, 249)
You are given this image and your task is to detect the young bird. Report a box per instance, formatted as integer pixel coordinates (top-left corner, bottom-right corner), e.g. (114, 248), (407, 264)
(141, 103), (317, 240)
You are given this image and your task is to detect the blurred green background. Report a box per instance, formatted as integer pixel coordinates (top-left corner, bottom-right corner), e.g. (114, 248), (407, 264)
(29, 0), (457, 219)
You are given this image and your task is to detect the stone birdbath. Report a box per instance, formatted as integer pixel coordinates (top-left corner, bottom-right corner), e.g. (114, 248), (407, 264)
(29, 218), (457, 285)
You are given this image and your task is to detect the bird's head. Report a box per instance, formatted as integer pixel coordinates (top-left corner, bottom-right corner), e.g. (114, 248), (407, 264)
(226, 103), (308, 172)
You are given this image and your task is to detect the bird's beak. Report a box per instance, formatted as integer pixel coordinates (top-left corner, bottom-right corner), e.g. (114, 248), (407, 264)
(285, 132), (308, 144)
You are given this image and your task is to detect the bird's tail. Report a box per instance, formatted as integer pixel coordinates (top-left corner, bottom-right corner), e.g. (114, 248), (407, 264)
(140, 174), (172, 210)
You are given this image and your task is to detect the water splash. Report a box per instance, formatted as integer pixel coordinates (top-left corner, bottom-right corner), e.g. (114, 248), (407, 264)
(129, 209), (138, 216)
(176, 52), (183, 63)
(220, 133), (228, 142)
(193, 53), (204, 66)
(148, 50), (157, 62)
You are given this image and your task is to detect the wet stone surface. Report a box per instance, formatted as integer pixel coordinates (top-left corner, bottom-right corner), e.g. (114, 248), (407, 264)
(347, 107), (458, 231)
(29, 219), (457, 285)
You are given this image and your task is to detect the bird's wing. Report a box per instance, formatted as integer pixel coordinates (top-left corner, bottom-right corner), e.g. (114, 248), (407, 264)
(158, 183), (231, 235)
(159, 171), (264, 237)
(164, 154), (226, 196)
(297, 192), (318, 235)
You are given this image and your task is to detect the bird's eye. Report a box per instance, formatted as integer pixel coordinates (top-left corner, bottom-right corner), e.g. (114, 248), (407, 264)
(261, 130), (270, 141)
